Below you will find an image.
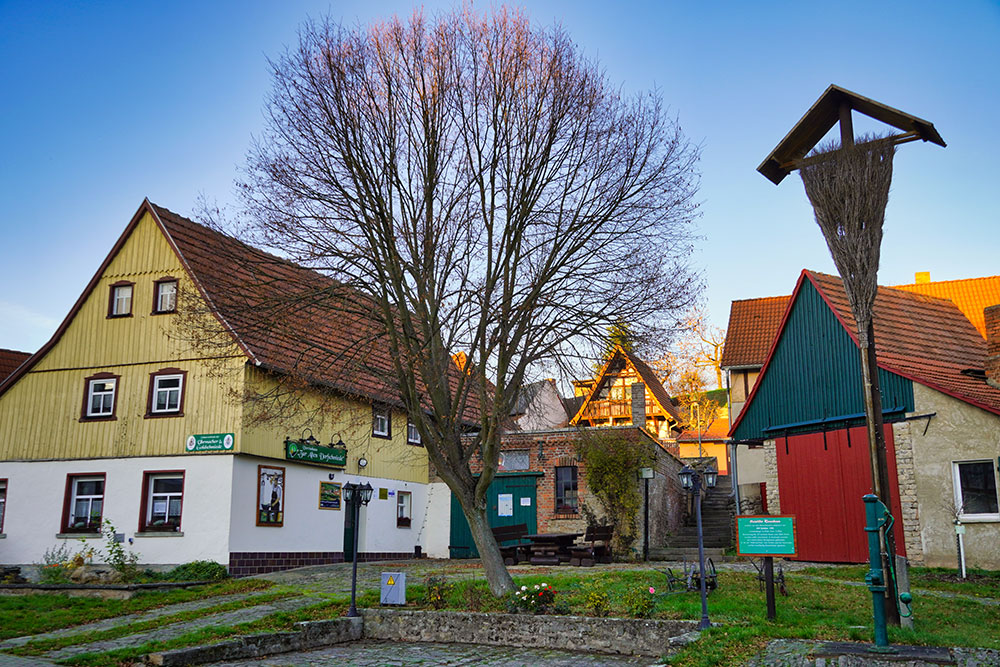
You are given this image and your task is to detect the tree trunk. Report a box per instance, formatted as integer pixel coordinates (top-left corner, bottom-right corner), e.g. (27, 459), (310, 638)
(454, 488), (515, 596)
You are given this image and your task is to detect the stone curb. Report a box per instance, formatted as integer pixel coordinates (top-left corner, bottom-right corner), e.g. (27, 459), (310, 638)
(145, 610), (700, 665)
(145, 618), (362, 666)
(361, 609), (701, 657)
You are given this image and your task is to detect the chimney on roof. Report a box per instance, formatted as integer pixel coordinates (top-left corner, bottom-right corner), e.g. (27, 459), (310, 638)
(915, 271), (931, 284)
(630, 382), (646, 428)
(986, 305), (1000, 389)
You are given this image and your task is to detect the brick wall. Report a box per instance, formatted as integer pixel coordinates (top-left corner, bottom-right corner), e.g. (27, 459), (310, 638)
(228, 551), (410, 577)
(469, 426), (686, 555)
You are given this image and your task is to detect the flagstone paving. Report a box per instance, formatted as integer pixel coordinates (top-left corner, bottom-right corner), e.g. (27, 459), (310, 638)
(44, 595), (324, 659)
(0, 589), (277, 650)
(207, 640), (659, 666)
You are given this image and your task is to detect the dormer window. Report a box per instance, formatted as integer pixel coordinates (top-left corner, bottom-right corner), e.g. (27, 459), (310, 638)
(153, 278), (178, 314)
(108, 282), (134, 317)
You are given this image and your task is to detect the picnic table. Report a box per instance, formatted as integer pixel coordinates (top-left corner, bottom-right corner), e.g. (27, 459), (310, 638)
(523, 532), (583, 565)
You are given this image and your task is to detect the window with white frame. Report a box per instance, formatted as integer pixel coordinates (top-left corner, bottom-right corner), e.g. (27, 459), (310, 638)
(407, 421), (422, 446)
(499, 450), (530, 471)
(953, 460), (1000, 520)
(0, 479), (7, 533)
(150, 372), (184, 415)
(84, 376), (117, 418)
(109, 283), (133, 316)
(397, 490), (411, 527)
(65, 475), (105, 532)
(142, 473), (184, 531)
(373, 405), (390, 438)
(154, 279), (178, 314)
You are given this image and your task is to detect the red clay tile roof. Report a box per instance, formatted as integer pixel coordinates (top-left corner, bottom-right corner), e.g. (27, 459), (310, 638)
(720, 295), (791, 369)
(151, 204), (481, 423)
(0, 200), (479, 423)
(676, 419), (730, 442)
(807, 271), (1000, 415)
(0, 349), (30, 382)
(891, 275), (1000, 339)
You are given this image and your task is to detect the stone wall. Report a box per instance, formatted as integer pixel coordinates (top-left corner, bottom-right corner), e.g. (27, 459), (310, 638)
(890, 421), (924, 565)
(763, 438), (780, 514)
(361, 609), (699, 657)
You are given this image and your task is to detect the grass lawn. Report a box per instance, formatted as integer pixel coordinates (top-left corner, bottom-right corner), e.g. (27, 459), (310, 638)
(3, 565), (997, 666)
(0, 578), (273, 641)
(405, 568), (1000, 666)
(800, 564), (1000, 599)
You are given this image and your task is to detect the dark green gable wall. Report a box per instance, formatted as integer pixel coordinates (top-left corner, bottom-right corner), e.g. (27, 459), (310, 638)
(732, 279), (914, 442)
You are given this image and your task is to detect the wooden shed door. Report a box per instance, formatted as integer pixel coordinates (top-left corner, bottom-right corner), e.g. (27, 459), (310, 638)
(448, 474), (539, 559)
(775, 425), (906, 563)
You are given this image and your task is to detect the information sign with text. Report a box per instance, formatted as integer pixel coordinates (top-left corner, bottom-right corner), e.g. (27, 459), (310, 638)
(736, 515), (797, 557)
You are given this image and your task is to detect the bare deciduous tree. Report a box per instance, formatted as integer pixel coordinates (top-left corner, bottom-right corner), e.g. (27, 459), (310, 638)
(212, 7), (700, 595)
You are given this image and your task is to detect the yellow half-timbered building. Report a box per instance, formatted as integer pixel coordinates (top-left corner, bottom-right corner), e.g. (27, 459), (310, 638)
(0, 200), (438, 574)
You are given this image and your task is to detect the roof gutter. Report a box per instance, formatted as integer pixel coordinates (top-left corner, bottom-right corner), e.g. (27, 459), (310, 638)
(761, 406), (907, 434)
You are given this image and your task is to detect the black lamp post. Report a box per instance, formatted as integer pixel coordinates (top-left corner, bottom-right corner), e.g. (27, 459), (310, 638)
(679, 464), (718, 630)
(342, 481), (374, 618)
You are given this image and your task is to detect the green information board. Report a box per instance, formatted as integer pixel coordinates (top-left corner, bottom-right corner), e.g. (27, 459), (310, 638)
(285, 440), (347, 467)
(186, 433), (235, 453)
(736, 515), (797, 557)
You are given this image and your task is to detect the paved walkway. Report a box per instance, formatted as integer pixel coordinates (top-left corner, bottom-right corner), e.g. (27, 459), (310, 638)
(45, 595), (323, 659)
(0, 589), (276, 650)
(208, 641), (659, 666)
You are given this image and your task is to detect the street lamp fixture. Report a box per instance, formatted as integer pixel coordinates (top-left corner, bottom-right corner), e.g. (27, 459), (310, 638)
(343, 481), (374, 617)
(301, 428), (320, 447)
(678, 464), (718, 630)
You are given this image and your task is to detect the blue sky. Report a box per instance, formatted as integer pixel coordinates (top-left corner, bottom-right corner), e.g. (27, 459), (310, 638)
(1, 1), (998, 355)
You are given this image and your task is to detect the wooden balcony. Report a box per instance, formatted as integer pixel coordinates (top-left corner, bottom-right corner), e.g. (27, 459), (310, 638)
(580, 399), (659, 421)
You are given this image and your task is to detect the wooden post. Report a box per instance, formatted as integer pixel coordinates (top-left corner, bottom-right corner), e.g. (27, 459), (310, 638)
(860, 321), (901, 625)
(764, 556), (776, 621)
(643, 476), (650, 561)
(839, 102), (855, 148)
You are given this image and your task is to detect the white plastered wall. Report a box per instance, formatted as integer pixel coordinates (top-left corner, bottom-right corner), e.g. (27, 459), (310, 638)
(228, 455), (427, 555)
(907, 383), (1000, 569)
(0, 455), (233, 567)
(421, 481), (452, 558)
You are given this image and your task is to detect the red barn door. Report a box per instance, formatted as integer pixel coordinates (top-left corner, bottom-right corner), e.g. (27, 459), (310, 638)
(775, 425), (906, 563)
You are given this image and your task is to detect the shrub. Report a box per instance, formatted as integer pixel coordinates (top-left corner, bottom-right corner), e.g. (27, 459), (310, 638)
(507, 583), (556, 614)
(621, 586), (656, 618)
(166, 560), (229, 581)
(102, 520), (141, 582)
(581, 582), (611, 617)
(423, 575), (452, 610)
(463, 583), (490, 611)
(36, 542), (96, 584)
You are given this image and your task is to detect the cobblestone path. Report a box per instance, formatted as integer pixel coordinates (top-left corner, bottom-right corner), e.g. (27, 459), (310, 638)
(0, 589), (276, 650)
(208, 641), (660, 666)
(44, 596), (323, 659)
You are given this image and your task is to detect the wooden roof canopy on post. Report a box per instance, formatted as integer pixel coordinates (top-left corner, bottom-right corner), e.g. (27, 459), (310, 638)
(756, 84), (946, 185)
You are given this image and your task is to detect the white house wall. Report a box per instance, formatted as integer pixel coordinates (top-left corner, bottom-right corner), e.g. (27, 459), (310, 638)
(906, 383), (1000, 570)
(421, 481), (452, 559)
(227, 456), (426, 573)
(0, 455), (233, 568)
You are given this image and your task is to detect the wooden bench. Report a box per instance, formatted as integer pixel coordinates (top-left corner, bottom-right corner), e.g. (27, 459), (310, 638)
(492, 523), (530, 565)
(568, 525), (614, 566)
